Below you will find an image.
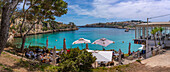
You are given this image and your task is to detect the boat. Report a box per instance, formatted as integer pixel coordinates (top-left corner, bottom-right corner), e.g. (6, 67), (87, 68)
(125, 29), (129, 32)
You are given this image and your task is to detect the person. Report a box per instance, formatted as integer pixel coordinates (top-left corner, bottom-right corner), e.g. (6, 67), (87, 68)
(121, 53), (124, 59)
(112, 49), (115, 56)
(131, 51), (135, 55)
(50, 50), (53, 55)
(60, 49), (63, 54)
(29, 50), (33, 55)
(103, 48), (105, 51)
(36, 48), (40, 53)
(25, 51), (30, 58)
(32, 52), (37, 60)
(45, 49), (49, 53)
(137, 50), (140, 58)
(42, 49), (46, 54)
(29, 51), (34, 58)
(39, 54), (43, 62)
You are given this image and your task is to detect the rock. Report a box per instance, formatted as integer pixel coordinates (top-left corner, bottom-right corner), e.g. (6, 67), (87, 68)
(7, 32), (14, 44)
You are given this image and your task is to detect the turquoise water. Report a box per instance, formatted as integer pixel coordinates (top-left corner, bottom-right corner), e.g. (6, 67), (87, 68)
(14, 28), (141, 53)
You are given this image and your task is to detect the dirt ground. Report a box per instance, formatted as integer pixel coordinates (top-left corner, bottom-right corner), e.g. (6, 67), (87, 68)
(1, 50), (170, 72)
(0, 51), (28, 72)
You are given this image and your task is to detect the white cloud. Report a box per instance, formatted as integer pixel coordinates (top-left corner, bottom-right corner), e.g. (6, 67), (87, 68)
(69, 0), (170, 21)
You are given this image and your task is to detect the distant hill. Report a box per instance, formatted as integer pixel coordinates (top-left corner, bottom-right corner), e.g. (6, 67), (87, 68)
(79, 20), (146, 29)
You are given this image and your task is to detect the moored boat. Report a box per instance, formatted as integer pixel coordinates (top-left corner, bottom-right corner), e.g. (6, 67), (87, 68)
(125, 29), (129, 32)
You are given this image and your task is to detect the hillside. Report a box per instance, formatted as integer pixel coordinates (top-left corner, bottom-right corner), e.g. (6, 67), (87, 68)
(80, 20), (147, 29)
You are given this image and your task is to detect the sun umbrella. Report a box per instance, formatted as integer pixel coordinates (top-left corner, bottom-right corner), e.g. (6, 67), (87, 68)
(92, 38), (114, 47)
(72, 38), (91, 49)
(86, 43), (89, 50)
(72, 38), (91, 44)
(63, 38), (67, 53)
(46, 36), (48, 49)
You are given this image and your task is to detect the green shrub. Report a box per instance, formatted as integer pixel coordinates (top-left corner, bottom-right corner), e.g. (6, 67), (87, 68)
(28, 46), (43, 49)
(58, 48), (96, 72)
(136, 60), (141, 63)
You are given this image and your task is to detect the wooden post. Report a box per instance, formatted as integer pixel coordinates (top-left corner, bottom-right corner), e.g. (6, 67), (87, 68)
(118, 49), (122, 65)
(142, 27), (145, 39)
(139, 27), (141, 39)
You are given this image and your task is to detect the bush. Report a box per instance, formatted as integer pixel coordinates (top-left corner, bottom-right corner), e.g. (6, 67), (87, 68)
(58, 48), (96, 72)
(18, 59), (54, 71)
(28, 46), (43, 49)
(136, 60), (141, 63)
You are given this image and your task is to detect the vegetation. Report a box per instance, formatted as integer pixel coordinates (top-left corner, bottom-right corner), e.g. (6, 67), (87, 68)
(136, 60), (141, 63)
(92, 64), (130, 72)
(84, 20), (146, 29)
(0, 63), (13, 72)
(58, 48), (96, 72)
(158, 27), (164, 45)
(151, 27), (164, 47)
(17, 0), (68, 52)
(0, 0), (19, 55)
(151, 27), (159, 47)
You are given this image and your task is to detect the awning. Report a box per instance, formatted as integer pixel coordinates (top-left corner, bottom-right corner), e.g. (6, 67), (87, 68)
(87, 50), (113, 62)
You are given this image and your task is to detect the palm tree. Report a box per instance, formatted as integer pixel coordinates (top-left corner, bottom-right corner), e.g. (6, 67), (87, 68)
(158, 27), (164, 44)
(151, 28), (158, 47)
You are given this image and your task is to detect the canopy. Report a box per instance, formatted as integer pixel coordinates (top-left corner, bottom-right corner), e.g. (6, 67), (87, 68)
(87, 50), (112, 62)
(72, 38), (91, 44)
(92, 38), (114, 47)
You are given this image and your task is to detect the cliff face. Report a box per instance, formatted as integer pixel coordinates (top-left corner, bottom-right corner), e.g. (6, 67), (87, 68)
(7, 32), (14, 44)
(9, 19), (78, 38)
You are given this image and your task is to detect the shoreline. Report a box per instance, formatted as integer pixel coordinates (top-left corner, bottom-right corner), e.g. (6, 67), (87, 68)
(14, 28), (79, 38)
(78, 26), (135, 30)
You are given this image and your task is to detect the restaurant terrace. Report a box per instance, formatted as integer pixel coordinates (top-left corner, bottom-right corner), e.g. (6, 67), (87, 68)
(134, 22), (170, 58)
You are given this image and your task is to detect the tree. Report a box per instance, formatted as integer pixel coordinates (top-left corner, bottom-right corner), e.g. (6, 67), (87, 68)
(18, 0), (68, 52)
(0, 0), (68, 54)
(158, 27), (164, 45)
(151, 27), (158, 47)
(0, 0), (20, 55)
(58, 48), (96, 72)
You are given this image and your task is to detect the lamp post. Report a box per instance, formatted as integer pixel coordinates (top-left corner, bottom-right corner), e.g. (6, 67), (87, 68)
(146, 18), (150, 58)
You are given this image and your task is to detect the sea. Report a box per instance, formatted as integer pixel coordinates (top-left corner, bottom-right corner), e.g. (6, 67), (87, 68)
(14, 27), (142, 53)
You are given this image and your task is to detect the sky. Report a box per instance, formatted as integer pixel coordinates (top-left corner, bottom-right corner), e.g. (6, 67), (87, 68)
(18, 0), (170, 26)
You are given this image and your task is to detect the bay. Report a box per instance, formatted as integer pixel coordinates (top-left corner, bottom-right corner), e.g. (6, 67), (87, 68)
(14, 27), (141, 53)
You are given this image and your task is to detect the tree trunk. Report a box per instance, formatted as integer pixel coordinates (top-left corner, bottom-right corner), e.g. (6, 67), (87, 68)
(21, 35), (26, 52)
(0, 6), (11, 55)
(157, 31), (161, 46)
(20, 23), (36, 52)
(154, 34), (157, 47)
(0, 0), (19, 55)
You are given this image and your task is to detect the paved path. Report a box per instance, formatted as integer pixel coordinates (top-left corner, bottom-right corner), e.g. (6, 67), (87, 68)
(141, 49), (170, 67)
